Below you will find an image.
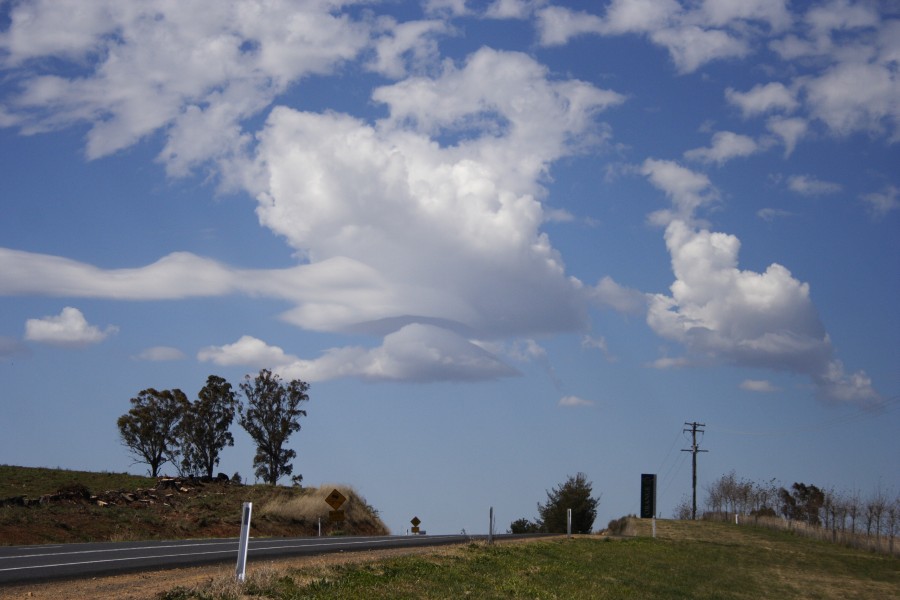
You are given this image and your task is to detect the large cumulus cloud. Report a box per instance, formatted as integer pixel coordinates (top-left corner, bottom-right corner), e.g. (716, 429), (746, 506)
(246, 48), (624, 339)
(643, 162), (880, 405)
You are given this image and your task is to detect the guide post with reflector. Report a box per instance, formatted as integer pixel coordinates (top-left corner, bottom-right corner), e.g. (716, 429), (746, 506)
(235, 502), (252, 582)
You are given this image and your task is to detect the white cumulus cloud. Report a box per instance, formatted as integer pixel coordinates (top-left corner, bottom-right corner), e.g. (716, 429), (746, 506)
(198, 335), (298, 368)
(24, 307), (117, 347)
(244, 48), (625, 344)
(647, 220), (879, 404)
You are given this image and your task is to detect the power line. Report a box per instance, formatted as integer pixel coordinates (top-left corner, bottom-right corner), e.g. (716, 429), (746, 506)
(682, 421), (708, 520)
(659, 450), (689, 504)
(706, 394), (900, 438)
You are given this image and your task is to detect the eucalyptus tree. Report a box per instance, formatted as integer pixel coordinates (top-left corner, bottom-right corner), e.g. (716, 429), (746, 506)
(177, 375), (238, 478)
(117, 388), (188, 477)
(238, 369), (310, 485)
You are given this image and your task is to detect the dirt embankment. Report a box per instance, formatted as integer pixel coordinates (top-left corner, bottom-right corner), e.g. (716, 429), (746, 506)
(0, 476), (387, 546)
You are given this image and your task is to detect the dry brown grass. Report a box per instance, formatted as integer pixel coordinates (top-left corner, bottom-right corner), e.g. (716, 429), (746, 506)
(258, 484), (388, 535)
(703, 513), (899, 556)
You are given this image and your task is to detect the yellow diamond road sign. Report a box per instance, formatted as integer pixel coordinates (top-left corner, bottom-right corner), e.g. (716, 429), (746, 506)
(325, 489), (347, 511)
(410, 516), (421, 527)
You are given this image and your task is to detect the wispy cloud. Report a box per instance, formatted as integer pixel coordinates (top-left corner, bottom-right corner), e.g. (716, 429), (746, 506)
(276, 324), (519, 383)
(757, 208), (793, 221)
(133, 346), (186, 362)
(648, 356), (692, 370)
(0, 336), (30, 358)
(861, 185), (899, 219)
(726, 82), (799, 118)
(684, 131), (761, 165)
(787, 174), (843, 196)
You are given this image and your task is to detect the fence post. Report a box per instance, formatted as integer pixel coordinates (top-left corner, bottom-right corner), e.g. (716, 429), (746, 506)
(235, 502), (252, 582)
(489, 507), (494, 544)
(567, 508), (572, 538)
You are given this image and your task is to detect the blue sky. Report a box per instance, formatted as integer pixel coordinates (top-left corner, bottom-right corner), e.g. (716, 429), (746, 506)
(1, 0), (898, 536)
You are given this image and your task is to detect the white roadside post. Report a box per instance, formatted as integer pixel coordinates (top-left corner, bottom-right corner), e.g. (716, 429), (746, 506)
(235, 502), (253, 582)
(652, 516), (656, 538)
(567, 508), (572, 538)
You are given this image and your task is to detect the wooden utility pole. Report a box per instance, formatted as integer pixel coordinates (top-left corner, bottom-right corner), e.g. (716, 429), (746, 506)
(682, 421), (708, 520)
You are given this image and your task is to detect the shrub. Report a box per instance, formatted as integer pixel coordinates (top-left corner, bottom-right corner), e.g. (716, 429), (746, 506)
(607, 515), (632, 536)
(509, 518), (541, 534)
(57, 482), (91, 499)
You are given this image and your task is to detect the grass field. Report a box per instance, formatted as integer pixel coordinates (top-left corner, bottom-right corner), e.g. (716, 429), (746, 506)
(160, 519), (900, 599)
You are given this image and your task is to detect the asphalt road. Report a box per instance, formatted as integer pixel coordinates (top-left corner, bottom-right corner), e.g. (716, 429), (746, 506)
(0, 534), (531, 585)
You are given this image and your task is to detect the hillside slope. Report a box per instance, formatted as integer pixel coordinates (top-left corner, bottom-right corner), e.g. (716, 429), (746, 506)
(0, 465), (387, 545)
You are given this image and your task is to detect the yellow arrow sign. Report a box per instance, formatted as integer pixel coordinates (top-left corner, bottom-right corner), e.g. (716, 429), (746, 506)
(325, 489), (347, 510)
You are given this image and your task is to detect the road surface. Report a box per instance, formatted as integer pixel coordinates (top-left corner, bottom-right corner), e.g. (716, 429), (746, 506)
(0, 534), (533, 584)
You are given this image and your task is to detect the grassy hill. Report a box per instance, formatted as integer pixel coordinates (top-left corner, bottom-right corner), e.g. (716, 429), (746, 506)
(160, 517), (900, 599)
(0, 465), (387, 545)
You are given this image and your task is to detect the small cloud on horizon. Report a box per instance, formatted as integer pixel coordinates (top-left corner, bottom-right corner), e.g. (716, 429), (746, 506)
(740, 379), (780, 393)
(559, 395), (594, 407)
(648, 356), (692, 369)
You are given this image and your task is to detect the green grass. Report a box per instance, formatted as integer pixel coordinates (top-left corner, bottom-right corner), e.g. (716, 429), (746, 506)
(159, 520), (900, 600)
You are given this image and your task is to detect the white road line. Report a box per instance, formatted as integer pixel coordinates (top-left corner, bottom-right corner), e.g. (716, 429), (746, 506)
(0, 536), (462, 574)
(0, 548), (237, 573)
(0, 539), (239, 561)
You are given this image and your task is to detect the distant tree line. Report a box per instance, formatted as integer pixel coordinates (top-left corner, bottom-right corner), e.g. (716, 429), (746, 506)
(509, 473), (600, 534)
(117, 369), (309, 486)
(675, 470), (900, 552)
